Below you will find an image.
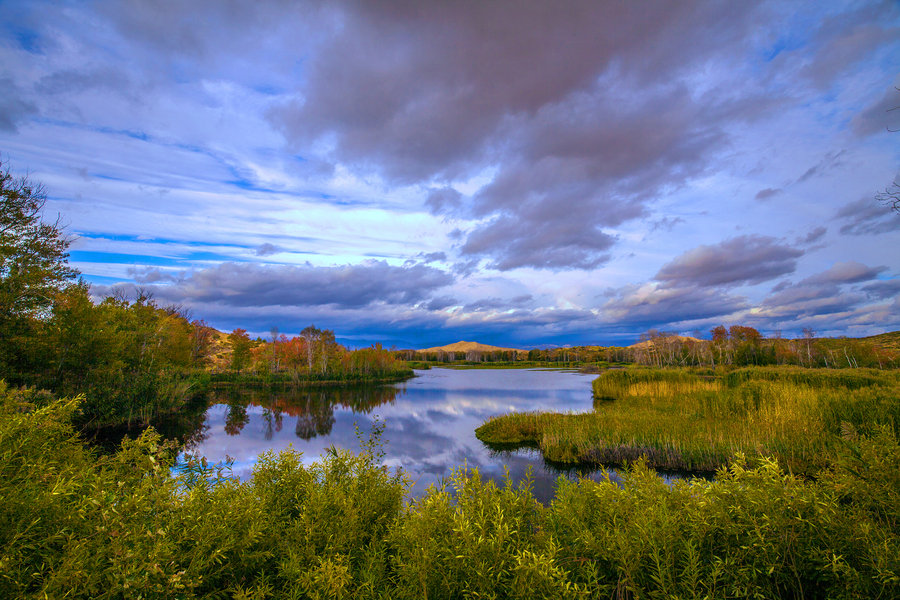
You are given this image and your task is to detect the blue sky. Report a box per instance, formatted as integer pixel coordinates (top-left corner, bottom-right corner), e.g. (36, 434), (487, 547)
(1, 0), (898, 348)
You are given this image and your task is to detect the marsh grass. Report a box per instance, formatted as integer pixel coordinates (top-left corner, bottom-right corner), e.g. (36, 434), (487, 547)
(476, 367), (900, 473)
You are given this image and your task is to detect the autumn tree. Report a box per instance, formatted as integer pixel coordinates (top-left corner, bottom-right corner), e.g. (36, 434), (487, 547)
(189, 319), (216, 366)
(228, 328), (253, 371)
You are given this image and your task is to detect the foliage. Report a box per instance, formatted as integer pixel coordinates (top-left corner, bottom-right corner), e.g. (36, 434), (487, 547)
(0, 164), (210, 429)
(0, 161), (78, 382)
(228, 328), (254, 371)
(627, 325), (899, 369)
(2, 383), (898, 598)
(477, 367), (900, 473)
(223, 327), (414, 385)
(0, 161), (78, 324)
(5, 284), (210, 427)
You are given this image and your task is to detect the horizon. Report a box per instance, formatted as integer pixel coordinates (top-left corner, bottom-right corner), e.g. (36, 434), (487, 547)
(1, 1), (898, 348)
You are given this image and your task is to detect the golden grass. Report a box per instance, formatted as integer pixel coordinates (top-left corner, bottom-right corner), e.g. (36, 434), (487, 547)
(476, 367), (899, 473)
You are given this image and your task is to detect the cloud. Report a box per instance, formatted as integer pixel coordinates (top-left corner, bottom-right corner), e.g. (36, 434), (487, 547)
(835, 196), (900, 235)
(417, 251), (447, 264)
(108, 260), (455, 309)
(861, 278), (900, 300)
(796, 150), (846, 184)
(601, 283), (748, 328)
(852, 86), (900, 137)
(424, 296), (457, 311)
(655, 235), (804, 287)
(0, 78), (37, 132)
(798, 226), (827, 245)
(463, 295), (533, 312)
(35, 68), (132, 96)
(758, 283), (865, 321)
(269, 1), (779, 270)
(798, 3), (900, 88)
(755, 261), (892, 324)
(425, 188), (463, 216)
(2, 0), (899, 345)
(803, 261), (886, 285)
(255, 243), (280, 256)
(461, 214), (616, 271)
(755, 187), (781, 201)
(650, 216), (685, 232)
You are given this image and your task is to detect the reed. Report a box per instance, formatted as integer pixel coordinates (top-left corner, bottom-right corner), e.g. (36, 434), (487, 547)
(477, 367), (899, 474)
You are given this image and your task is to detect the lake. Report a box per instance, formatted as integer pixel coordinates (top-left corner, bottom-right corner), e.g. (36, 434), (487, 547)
(179, 367), (624, 502)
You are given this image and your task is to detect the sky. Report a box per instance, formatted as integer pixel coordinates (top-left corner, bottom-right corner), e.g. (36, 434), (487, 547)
(1, 0), (898, 349)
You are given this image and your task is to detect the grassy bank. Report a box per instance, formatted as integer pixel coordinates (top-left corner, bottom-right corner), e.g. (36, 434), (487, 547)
(476, 367), (900, 473)
(2, 382), (898, 598)
(429, 361), (593, 370)
(210, 368), (415, 387)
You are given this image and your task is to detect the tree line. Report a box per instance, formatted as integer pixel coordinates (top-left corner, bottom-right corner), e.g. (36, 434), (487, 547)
(222, 325), (411, 383)
(628, 325), (897, 369)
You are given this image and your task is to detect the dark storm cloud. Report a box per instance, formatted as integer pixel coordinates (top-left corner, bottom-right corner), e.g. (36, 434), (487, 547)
(655, 235), (804, 287)
(269, 1), (776, 270)
(835, 196), (900, 235)
(116, 260), (454, 309)
(602, 284), (748, 328)
(461, 215), (616, 271)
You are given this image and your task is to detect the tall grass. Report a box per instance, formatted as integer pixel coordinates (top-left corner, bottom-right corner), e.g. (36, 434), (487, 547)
(477, 367), (900, 473)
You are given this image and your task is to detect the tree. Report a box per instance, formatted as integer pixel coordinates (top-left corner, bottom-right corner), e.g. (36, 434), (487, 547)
(876, 182), (899, 213)
(0, 160), (77, 325)
(228, 328), (252, 371)
(301, 325), (323, 371)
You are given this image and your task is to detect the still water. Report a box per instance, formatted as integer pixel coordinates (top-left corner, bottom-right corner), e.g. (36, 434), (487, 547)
(180, 367), (616, 503)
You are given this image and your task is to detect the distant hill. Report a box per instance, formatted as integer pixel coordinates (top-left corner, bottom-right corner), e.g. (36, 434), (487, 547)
(860, 331), (900, 352)
(208, 329), (233, 369)
(416, 340), (523, 354)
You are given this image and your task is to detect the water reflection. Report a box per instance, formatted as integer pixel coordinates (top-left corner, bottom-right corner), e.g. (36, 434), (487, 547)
(181, 369), (624, 503)
(215, 384), (401, 440)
